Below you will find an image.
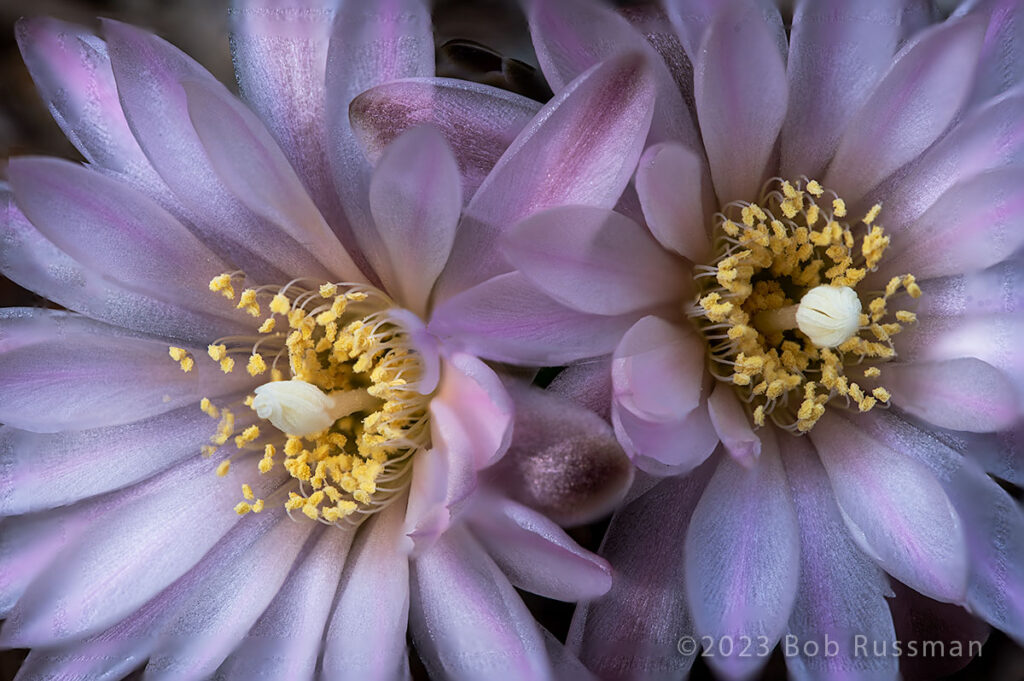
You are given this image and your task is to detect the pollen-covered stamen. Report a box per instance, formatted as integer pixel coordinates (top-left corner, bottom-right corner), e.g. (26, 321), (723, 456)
(170, 274), (432, 527)
(689, 177), (920, 433)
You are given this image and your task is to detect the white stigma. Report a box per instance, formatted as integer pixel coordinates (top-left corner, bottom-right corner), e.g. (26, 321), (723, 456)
(796, 285), (862, 348)
(252, 380), (378, 437)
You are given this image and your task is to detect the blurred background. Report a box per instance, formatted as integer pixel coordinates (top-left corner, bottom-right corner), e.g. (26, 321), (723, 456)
(0, 0), (1019, 679)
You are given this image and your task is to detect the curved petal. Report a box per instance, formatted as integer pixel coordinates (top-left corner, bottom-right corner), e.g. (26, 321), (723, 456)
(824, 17), (987, 203)
(350, 77), (540, 201)
(325, 0), (434, 290)
(860, 410), (1024, 645)
(780, 0), (907, 179)
(229, 0), (352, 250)
(529, 0), (702, 149)
(883, 358), (1020, 433)
(217, 524), (354, 681)
(144, 512), (315, 681)
(707, 381), (761, 467)
(0, 309), (254, 432)
(482, 382), (632, 527)
(685, 431), (800, 681)
(429, 272), (637, 365)
(781, 435), (899, 681)
(0, 456), (286, 647)
(809, 412), (969, 603)
(959, 0), (1024, 107)
(635, 142), (713, 262)
(1, 190), (246, 344)
(548, 356), (613, 421)
(410, 525), (552, 681)
(695, 2), (788, 204)
(435, 51), (657, 301)
(369, 125), (461, 315)
(503, 206), (687, 316)
(612, 316), (706, 423)
(8, 157), (245, 319)
(436, 353), (514, 471)
(182, 77), (364, 281)
(872, 89), (1024, 237)
(468, 493), (612, 601)
(101, 19), (321, 283)
(0, 405), (221, 515)
(612, 396), (719, 476)
(568, 467), (712, 681)
(321, 498), (411, 680)
(8, 494), (295, 680)
(876, 169), (1024, 282)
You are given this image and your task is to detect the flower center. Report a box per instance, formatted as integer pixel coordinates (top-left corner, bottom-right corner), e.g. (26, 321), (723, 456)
(169, 275), (431, 525)
(689, 178), (921, 433)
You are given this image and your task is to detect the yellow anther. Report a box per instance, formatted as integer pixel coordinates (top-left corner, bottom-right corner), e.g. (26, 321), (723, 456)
(319, 283), (338, 298)
(863, 204), (882, 225)
(178, 356), (194, 373)
(753, 405), (766, 426)
(220, 357), (235, 373)
(895, 310), (917, 323)
(247, 353), (267, 376)
(832, 198), (847, 218)
(258, 318), (276, 333)
(168, 346), (187, 361)
(236, 289), (261, 317)
(806, 180), (824, 197)
(242, 483), (254, 500)
(251, 499), (264, 513)
(872, 387), (891, 402)
(209, 273), (236, 300)
(216, 460), (231, 477)
(200, 397), (220, 418)
(270, 293), (291, 315)
(864, 367), (881, 378)
(208, 344), (227, 361)
(234, 502), (252, 515)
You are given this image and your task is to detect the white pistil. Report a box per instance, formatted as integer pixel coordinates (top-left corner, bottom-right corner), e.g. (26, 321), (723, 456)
(795, 285), (862, 348)
(252, 379), (378, 437)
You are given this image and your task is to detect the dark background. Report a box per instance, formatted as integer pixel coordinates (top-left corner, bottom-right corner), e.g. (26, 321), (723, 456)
(0, 1), (1021, 679)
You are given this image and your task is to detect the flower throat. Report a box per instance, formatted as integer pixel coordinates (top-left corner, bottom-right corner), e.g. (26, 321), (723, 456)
(689, 178), (921, 433)
(170, 275), (430, 525)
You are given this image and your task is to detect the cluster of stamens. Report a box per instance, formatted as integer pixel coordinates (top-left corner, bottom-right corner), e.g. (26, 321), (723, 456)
(169, 273), (430, 525)
(690, 178), (921, 433)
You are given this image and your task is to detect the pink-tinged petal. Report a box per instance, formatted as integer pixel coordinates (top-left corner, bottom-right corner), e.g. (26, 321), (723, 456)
(7, 492), (294, 680)
(860, 410), (1024, 644)
(0, 405), (222, 515)
(875, 169), (1024, 282)
(435, 52), (657, 300)
(883, 358), (1020, 432)
(322, 498), (411, 679)
(101, 19), (323, 283)
(568, 466), (712, 681)
(8, 157), (247, 324)
(0, 456), (286, 647)
(707, 381), (760, 467)
(548, 356), (613, 421)
(870, 89), (1024, 236)
(469, 493), (613, 601)
(612, 396), (719, 476)
(429, 272), (638, 365)
(351, 77), (540, 201)
(326, 0), (434, 290)
(0, 189), (245, 344)
(958, 0), (1024, 107)
(809, 412), (969, 603)
(482, 382), (632, 527)
(686, 432), (799, 681)
(410, 525), (552, 681)
(694, 3), (788, 205)
(781, 435), (899, 681)
(529, 0), (702, 148)
(217, 525), (355, 681)
(436, 353), (514, 471)
(14, 17), (169, 195)
(182, 78), (364, 282)
(404, 445), (458, 554)
(635, 142), (713, 262)
(229, 0), (353, 252)
(144, 512), (315, 681)
(369, 125), (461, 315)
(0, 309), (254, 433)
(504, 206), (687, 316)
(612, 316), (706, 423)
(780, 0), (907, 179)
(947, 423), (1024, 489)
(664, 0), (788, 64)
(824, 17), (987, 204)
